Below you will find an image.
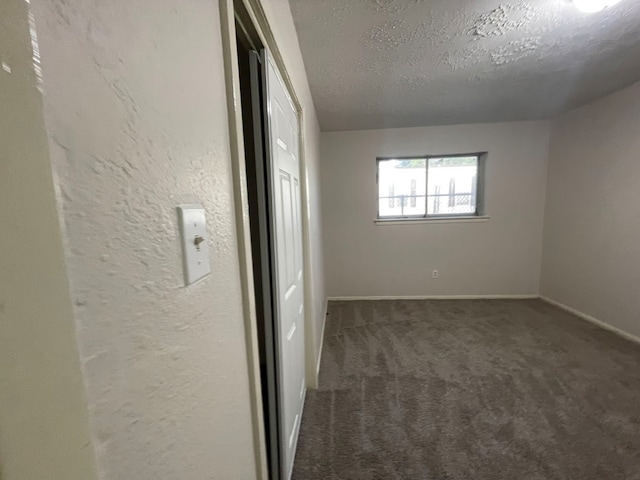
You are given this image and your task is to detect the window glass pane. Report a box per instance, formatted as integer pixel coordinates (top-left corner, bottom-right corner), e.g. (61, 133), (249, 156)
(427, 156), (478, 216)
(378, 159), (426, 217)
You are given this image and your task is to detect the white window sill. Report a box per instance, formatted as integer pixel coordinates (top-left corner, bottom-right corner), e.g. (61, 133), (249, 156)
(374, 215), (490, 226)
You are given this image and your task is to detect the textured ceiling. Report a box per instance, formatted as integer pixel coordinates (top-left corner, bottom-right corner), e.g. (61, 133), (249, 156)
(289, 0), (640, 131)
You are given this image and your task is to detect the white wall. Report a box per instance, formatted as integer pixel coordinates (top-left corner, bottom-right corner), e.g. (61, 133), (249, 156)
(0, 1), (97, 478)
(541, 81), (640, 338)
(30, 0), (258, 478)
(321, 121), (550, 298)
(0, 0), (325, 479)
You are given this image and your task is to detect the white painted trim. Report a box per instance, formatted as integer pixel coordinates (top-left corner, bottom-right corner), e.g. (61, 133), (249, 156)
(218, 1), (268, 478)
(316, 298), (329, 379)
(239, 0), (319, 420)
(327, 294), (539, 301)
(222, 1), (318, 478)
(540, 296), (640, 345)
(375, 215), (490, 226)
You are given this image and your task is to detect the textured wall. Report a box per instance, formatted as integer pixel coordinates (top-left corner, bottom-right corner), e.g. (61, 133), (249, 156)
(261, 0), (327, 375)
(541, 81), (640, 338)
(30, 0), (257, 478)
(0, 0), (97, 478)
(321, 121), (550, 298)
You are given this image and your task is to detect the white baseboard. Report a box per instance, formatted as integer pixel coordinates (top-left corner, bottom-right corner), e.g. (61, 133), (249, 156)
(316, 297), (328, 378)
(327, 294), (539, 301)
(540, 296), (640, 345)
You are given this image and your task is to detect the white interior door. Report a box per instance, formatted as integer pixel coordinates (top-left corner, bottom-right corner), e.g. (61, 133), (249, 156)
(264, 53), (306, 479)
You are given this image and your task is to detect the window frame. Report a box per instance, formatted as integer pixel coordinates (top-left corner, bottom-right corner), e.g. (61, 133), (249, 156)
(376, 152), (487, 221)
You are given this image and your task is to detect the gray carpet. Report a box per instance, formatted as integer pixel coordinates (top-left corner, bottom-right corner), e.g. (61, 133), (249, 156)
(292, 299), (640, 480)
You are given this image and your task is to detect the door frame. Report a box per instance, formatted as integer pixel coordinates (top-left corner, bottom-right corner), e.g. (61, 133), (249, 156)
(218, 1), (316, 478)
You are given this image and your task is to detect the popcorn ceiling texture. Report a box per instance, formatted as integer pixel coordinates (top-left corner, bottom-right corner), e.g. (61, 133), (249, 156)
(290, 0), (640, 131)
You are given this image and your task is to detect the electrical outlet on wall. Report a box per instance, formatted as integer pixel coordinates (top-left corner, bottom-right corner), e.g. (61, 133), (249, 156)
(432, 270), (439, 279)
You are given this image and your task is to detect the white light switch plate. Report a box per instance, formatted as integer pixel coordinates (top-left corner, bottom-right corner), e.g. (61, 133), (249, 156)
(177, 204), (210, 285)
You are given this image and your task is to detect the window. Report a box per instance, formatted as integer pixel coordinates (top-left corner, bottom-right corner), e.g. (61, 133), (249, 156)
(377, 153), (486, 220)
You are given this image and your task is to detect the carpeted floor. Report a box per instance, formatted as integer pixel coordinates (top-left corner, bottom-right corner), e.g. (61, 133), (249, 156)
(291, 299), (640, 480)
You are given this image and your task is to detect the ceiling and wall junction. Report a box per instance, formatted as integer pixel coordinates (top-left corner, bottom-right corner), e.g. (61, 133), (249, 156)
(290, 0), (640, 131)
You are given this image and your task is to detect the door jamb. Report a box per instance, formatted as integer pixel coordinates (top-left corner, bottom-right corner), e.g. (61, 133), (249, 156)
(229, 1), (319, 390)
(218, 0), (316, 478)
